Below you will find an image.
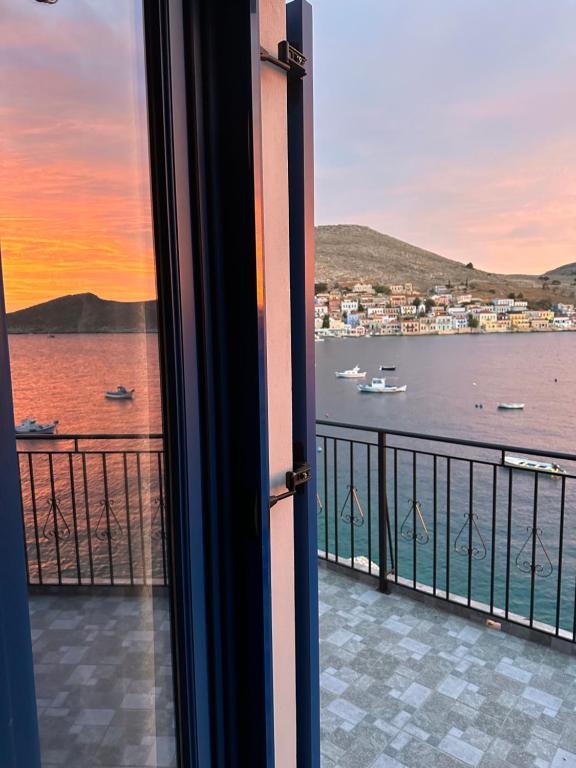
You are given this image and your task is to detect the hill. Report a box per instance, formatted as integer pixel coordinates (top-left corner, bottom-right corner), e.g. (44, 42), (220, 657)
(315, 225), (576, 304)
(7, 293), (157, 334)
(544, 262), (576, 279)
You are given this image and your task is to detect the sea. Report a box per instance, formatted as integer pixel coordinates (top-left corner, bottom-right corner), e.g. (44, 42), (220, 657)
(9, 331), (576, 448)
(8, 331), (576, 629)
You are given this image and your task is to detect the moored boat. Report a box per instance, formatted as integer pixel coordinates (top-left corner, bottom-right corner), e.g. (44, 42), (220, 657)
(504, 456), (565, 475)
(335, 365), (366, 379)
(15, 418), (59, 435)
(105, 385), (135, 400)
(497, 403), (525, 410)
(357, 377), (407, 394)
(379, 364), (396, 371)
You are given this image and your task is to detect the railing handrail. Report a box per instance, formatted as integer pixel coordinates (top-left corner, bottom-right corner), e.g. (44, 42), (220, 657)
(316, 419), (576, 463)
(16, 433), (163, 441)
(16, 425), (576, 464)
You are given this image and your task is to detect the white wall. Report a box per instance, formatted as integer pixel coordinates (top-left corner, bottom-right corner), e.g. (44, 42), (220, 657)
(259, 1), (297, 765)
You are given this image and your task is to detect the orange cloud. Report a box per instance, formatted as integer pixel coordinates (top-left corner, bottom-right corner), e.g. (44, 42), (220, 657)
(0, 0), (156, 312)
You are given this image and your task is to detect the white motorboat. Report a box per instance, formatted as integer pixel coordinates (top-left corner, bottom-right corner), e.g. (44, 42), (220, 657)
(498, 403), (525, 410)
(335, 365), (366, 379)
(379, 364), (396, 371)
(105, 385), (135, 400)
(15, 418), (59, 435)
(504, 456), (565, 475)
(357, 377), (407, 394)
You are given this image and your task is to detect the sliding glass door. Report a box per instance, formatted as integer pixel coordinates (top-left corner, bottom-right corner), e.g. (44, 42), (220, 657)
(1, 2), (176, 766)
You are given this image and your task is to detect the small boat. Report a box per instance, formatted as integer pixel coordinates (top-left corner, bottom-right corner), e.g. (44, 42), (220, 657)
(379, 365), (396, 371)
(15, 418), (59, 435)
(105, 385), (135, 400)
(335, 365), (366, 379)
(504, 456), (565, 475)
(357, 377), (407, 394)
(498, 403), (525, 410)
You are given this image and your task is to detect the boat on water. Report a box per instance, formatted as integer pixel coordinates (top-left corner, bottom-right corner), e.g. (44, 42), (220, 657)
(498, 402), (525, 410)
(357, 377), (407, 394)
(504, 456), (565, 475)
(15, 418), (59, 435)
(379, 364), (396, 371)
(335, 365), (366, 379)
(105, 385), (135, 400)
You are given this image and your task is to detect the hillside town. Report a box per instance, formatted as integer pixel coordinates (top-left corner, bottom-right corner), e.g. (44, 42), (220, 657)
(315, 281), (576, 337)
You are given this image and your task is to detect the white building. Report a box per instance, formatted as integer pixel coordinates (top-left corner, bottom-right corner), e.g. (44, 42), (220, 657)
(341, 299), (358, 313)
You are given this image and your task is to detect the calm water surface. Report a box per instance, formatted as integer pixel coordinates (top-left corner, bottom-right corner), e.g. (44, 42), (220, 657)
(8, 331), (575, 450)
(8, 333), (576, 628)
(9, 333), (163, 434)
(315, 332), (576, 453)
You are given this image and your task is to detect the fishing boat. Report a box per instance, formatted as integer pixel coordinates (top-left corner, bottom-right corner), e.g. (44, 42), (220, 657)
(335, 365), (366, 379)
(504, 456), (565, 475)
(357, 377), (407, 394)
(15, 418), (59, 435)
(105, 385), (135, 400)
(498, 402), (525, 410)
(379, 364), (396, 371)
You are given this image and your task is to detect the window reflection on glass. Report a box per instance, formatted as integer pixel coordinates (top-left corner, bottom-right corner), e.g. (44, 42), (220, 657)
(1, 1), (175, 765)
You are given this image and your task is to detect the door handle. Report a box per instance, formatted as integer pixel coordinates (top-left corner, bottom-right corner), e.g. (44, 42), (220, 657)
(269, 462), (312, 508)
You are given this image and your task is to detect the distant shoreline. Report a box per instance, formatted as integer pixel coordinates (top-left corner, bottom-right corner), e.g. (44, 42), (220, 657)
(316, 328), (576, 340)
(7, 330), (159, 336)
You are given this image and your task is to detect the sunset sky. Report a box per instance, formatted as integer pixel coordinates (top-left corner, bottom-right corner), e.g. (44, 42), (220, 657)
(2, 1), (576, 312)
(314, 0), (576, 275)
(1, 0), (153, 312)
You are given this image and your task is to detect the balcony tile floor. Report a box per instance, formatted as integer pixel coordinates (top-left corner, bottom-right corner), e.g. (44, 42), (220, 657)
(29, 568), (576, 768)
(318, 565), (576, 768)
(30, 591), (175, 768)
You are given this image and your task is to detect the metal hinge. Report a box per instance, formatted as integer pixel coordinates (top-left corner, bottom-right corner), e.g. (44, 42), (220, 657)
(269, 462), (312, 508)
(260, 41), (307, 79)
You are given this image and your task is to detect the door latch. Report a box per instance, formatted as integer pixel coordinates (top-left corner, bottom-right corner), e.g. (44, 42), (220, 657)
(260, 41), (307, 79)
(269, 462), (312, 508)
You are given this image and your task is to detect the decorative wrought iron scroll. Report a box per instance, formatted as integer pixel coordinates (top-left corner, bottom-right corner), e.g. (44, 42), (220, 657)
(515, 526), (553, 578)
(454, 512), (487, 560)
(42, 496), (71, 541)
(401, 499), (429, 544)
(95, 499), (123, 542)
(339, 485), (365, 527)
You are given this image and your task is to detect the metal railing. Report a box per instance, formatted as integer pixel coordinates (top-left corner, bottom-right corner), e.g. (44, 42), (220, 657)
(17, 434), (167, 586)
(16, 424), (576, 643)
(316, 420), (576, 642)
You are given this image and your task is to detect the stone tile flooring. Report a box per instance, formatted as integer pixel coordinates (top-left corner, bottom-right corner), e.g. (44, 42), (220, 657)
(30, 591), (175, 768)
(319, 565), (576, 768)
(29, 568), (576, 768)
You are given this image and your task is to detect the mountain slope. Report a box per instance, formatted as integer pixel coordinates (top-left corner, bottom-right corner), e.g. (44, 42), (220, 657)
(544, 262), (576, 279)
(315, 224), (575, 303)
(7, 293), (157, 333)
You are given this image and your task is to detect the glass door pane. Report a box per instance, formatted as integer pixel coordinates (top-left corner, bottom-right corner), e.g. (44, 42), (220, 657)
(1, 1), (176, 766)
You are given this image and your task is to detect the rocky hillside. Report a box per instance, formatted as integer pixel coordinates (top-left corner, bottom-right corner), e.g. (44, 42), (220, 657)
(7, 293), (157, 334)
(315, 225), (576, 304)
(545, 262), (576, 279)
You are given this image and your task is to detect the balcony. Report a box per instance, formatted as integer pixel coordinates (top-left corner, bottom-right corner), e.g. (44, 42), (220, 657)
(18, 427), (576, 767)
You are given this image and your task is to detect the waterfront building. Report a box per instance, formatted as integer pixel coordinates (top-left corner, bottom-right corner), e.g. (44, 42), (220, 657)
(400, 317), (420, 334)
(553, 316), (573, 329)
(435, 314), (453, 333)
(510, 312), (531, 330)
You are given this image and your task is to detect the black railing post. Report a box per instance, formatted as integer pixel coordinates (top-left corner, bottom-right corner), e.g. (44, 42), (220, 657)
(378, 430), (390, 593)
